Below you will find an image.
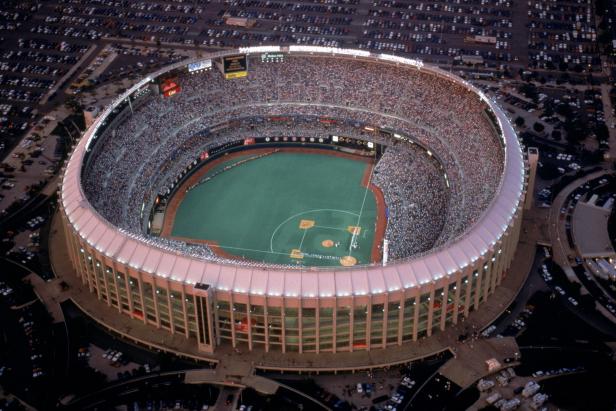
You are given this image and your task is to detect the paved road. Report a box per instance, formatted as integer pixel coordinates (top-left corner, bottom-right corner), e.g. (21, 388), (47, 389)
(547, 169), (616, 335)
(600, 83), (616, 159)
(490, 247), (550, 337)
(213, 386), (240, 411)
(548, 169), (608, 279)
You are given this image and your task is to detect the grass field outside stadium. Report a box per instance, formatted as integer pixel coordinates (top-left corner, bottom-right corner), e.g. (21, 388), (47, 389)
(163, 148), (385, 267)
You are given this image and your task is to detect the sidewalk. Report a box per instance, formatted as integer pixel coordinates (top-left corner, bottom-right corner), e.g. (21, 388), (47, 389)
(599, 84), (616, 160)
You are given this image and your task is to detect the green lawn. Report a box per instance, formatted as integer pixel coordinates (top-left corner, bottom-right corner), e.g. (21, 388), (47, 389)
(171, 151), (377, 267)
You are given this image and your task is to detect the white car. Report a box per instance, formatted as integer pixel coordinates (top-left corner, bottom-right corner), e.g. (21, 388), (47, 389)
(357, 383), (363, 393)
(401, 378), (415, 388)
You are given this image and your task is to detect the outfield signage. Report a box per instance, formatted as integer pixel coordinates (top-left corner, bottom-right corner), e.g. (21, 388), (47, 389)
(223, 54), (248, 79)
(187, 59), (212, 73)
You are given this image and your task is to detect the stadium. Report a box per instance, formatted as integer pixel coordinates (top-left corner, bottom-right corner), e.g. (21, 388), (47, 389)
(58, 46), (526, 356)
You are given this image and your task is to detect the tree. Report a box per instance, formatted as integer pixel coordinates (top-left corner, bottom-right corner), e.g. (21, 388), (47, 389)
(556, 103), (573, 117)
(515, 116), (525, 127)
(538, 163), (561, 180)
(533, 122), (545, 133)
(565, 118), (589, 143)
(64, 96), (83, 114)
(518, 83), (538, 102)
(595, 123), (609, 141)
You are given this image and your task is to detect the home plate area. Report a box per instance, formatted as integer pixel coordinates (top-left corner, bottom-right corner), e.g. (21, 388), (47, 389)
(289, 219), (361, 266)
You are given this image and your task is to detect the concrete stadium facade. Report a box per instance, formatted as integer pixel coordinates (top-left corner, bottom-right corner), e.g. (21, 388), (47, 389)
(58, 46), (526, 356)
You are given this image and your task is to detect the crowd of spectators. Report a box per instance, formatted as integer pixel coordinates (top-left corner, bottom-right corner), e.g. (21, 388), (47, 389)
(82, 54), (504, 263)
(372, 143), (448, 259)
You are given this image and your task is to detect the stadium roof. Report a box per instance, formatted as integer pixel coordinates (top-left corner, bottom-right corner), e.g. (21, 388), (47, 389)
(572, 201), (616, 259)
(61, 46), (525, 298)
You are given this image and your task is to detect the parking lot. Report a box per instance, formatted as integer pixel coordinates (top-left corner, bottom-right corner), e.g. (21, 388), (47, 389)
(0, 0), (609, 169)
(0, 0), (616, 409)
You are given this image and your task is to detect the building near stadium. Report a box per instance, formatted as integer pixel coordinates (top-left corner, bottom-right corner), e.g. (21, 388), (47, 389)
(58, 46), (526, 357)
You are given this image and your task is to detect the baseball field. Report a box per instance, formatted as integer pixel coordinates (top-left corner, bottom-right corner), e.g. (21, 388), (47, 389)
(163, 148), (385, 267)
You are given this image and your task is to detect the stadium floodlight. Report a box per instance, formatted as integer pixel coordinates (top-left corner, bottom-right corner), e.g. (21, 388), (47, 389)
(239, 46), (281, 54)
(289, 45), (324, 53)
(378, 53), (424, 69)
(331, 48), (371, 57)
(289, 46), (371, 57)
(367, 141), (374, 149)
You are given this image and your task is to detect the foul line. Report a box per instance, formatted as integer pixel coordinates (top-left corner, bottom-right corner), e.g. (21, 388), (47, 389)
(298, 229), (308, 251)
(314, 225), (349, 232)
(207, 243), (291, 257)
(349, 162), (376, 256)
(208, 243), (339, 261)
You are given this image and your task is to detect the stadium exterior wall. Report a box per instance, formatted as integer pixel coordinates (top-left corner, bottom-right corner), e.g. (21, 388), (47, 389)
(58, 46), (526, 356)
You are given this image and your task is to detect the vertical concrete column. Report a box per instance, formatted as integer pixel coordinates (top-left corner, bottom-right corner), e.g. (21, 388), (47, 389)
(136, 273), (147, 324)
(452, 273), (462, 324)
(397, 297), (404, 345)
(180, 288), (189, 338)
(412, 292), (420, 341)
(166, 282), (174, 332)
(426, 287), (436, 337)
(264, 300), (270, 353)
(229, 294), (236, 348)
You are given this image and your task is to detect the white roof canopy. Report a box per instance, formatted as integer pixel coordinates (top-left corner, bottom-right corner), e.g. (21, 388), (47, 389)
(61, 47), (525, 298)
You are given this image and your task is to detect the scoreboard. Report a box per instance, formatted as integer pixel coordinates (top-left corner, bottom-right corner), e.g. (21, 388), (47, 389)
(159, 77), (181, 98)
(261, 52), (284, 63)
(187, 59), (212, 73)
(222, 54), (248, 79)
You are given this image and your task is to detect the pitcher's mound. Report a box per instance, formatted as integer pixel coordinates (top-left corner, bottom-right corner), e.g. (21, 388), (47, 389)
(321, 239), (334, 248)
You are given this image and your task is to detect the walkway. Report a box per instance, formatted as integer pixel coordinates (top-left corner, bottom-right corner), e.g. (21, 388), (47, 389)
(26, 272), (65, 323)
(439, 337), (518, 388)
(600, 84), (616, 160)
